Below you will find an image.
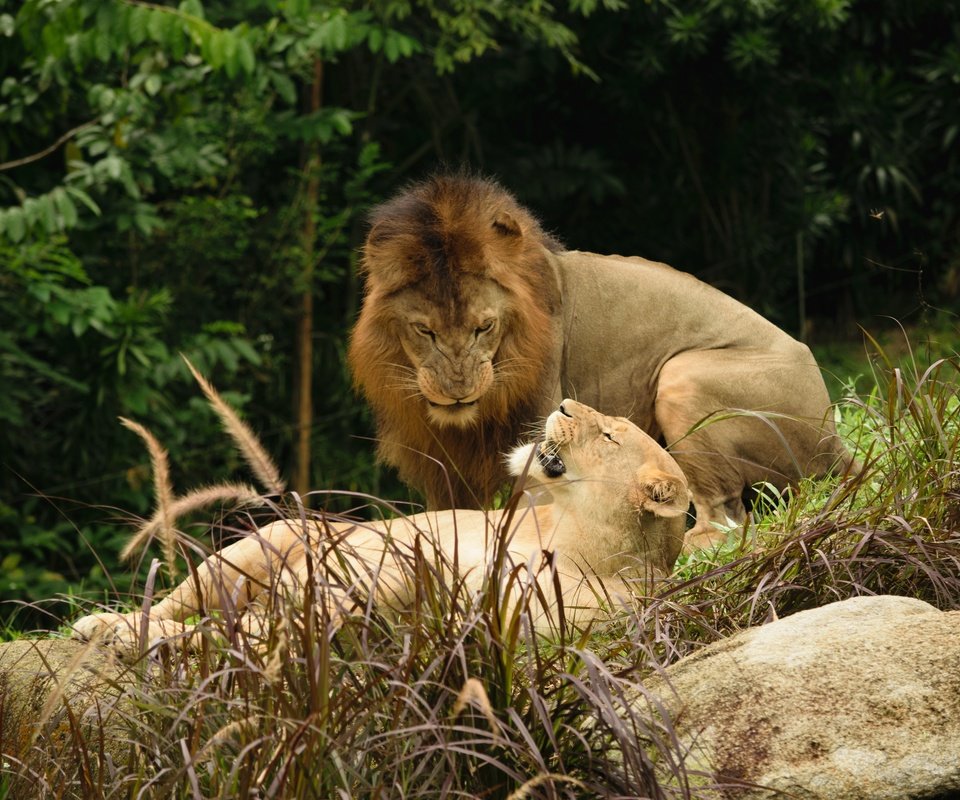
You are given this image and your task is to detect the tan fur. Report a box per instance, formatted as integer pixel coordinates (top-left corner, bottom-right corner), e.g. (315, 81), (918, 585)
(348, 173), (854, 550)
(71, 401), (690, 656)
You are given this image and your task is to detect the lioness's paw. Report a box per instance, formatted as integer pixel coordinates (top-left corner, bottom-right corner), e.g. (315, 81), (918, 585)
(71, 611), (138, 643)
(73, 612), (192, 659)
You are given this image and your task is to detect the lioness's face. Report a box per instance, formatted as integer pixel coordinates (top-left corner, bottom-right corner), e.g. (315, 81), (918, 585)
(508, 399), (690, 519)
(510, 399), (657, 483)
(392, 275), (508, 427)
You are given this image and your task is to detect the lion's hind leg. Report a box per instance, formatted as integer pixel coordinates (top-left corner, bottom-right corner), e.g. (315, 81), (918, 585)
(655, 345), (845, 553)
(681, 496), (746, 553)
(654, 350), (784, 553)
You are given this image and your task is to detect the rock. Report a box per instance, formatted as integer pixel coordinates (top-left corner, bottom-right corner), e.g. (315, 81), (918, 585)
(646, 595), (960, 799)
(0, 638), (134, 793)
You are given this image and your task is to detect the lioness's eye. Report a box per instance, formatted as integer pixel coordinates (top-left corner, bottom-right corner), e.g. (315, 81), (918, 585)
(603, 431), (620, 445)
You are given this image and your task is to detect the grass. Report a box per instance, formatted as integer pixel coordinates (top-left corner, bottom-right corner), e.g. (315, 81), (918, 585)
(1, 336), (958, 799)
(668, 342), (959, 638)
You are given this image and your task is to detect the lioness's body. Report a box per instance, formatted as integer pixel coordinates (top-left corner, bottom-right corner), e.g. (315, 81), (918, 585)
(349, 174), (852, 550)
(72, 401), (689, 655)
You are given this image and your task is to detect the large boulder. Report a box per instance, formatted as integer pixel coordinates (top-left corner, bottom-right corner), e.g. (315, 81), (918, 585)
(647, 595), (960, 799)
(0, 638), (134, 793)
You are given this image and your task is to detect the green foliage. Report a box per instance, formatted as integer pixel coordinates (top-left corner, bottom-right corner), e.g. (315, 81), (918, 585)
(813, 318), (960, 399)
(443, 0), (960, 328)
(0, 235), (268, 621)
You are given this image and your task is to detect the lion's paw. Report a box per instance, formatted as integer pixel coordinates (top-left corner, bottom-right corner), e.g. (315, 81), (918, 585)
(71, 611), (137, 643)
(681, 523), (731, 555)
(72, 611), (187, 660)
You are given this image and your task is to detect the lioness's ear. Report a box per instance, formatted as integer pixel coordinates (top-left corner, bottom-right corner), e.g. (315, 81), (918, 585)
(629, 468), (690, 517)
(492, 210), (522, 238)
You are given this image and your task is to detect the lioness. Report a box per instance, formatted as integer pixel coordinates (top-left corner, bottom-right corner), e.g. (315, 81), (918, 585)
(71, 400), (690, 655)
(348, 173), (854, 550)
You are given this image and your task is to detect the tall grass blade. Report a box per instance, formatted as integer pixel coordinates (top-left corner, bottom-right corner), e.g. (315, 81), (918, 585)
(119, 416), (178, 579)
(183, 354), (286, 495)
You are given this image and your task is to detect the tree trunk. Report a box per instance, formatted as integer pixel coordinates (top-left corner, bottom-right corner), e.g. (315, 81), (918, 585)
(294, 58), (324, 499)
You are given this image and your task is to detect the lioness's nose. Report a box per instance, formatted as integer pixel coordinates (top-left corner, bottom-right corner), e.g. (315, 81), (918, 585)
(559, 401), (574, 417)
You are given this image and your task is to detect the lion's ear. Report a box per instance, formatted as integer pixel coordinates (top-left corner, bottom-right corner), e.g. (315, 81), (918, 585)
(492, 210), (522, 238)
(629, 467), (690, 518)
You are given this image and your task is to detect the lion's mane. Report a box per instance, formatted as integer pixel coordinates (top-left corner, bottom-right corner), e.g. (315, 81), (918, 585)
(348, 174), (563, 506)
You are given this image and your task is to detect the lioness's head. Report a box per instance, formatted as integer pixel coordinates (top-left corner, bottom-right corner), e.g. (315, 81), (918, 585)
(509, 400), (691, 554)
(350, 173), (563, 429)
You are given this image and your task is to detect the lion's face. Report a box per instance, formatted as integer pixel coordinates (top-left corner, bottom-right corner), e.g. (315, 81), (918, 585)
(508, 399), (691, 521)
(348, 173), (565, 506)
(391, 275), (509, 428)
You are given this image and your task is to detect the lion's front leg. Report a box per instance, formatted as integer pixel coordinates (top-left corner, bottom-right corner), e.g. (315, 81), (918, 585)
(71, 521), (313, 657)
(69, 571), (250, 659)
(71, 609), (138, 644)
(70, 558), (224, 658)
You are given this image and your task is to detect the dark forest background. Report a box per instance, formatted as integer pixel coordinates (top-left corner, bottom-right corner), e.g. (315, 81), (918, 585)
(1, 0), (958, 625)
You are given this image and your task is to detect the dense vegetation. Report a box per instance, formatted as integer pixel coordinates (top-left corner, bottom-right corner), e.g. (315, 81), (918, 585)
(2, 0), (959, 627)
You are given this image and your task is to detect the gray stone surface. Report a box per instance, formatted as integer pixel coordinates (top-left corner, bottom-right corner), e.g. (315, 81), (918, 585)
(0, 638), (134, 793)
(647, 595), (960, 799)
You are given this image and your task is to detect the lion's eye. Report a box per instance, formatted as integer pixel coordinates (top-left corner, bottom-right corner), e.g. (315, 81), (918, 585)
(412, 323), (435, 339)
(475, 319), (496, 335)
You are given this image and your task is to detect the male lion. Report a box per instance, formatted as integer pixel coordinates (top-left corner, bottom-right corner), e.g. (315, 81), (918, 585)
(71, 401), (689, 654)
(348, 173), (853, 551)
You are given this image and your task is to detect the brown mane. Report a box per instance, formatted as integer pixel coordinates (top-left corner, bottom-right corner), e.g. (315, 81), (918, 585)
(348, 173), (563, 506)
